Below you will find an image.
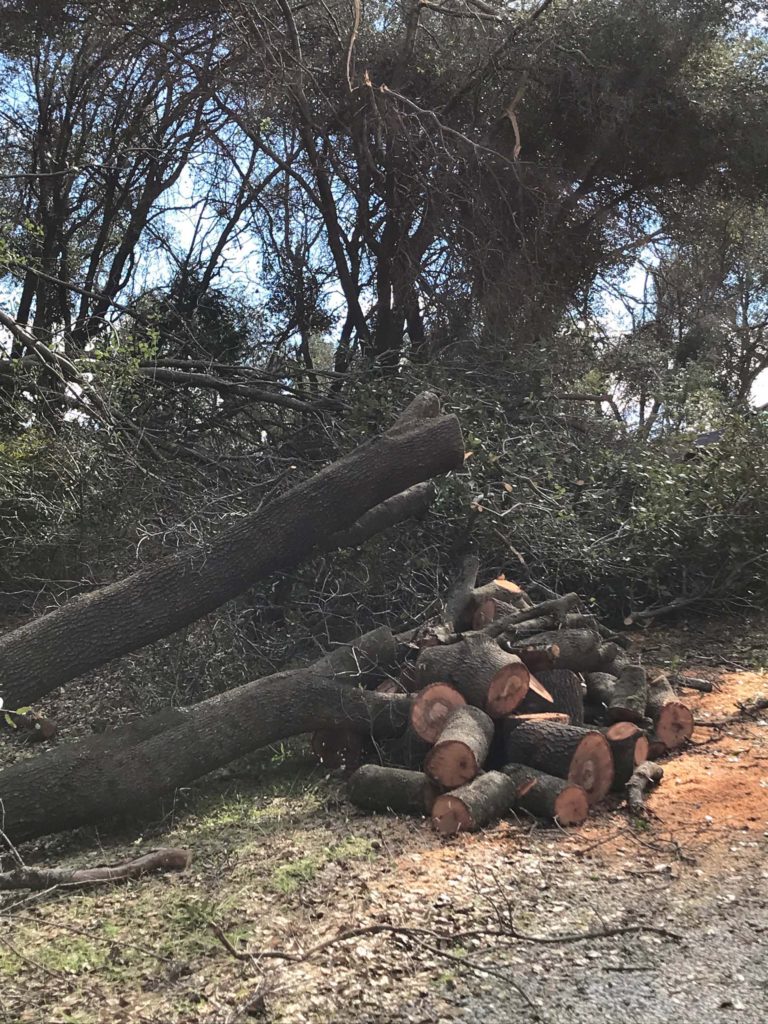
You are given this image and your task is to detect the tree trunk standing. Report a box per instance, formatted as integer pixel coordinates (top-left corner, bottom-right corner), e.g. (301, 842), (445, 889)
(0, 632), (411, 843)
(0, 395), (463, 709)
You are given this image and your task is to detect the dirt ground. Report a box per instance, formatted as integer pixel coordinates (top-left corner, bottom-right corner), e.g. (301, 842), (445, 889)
(0, 618), (767, 1024)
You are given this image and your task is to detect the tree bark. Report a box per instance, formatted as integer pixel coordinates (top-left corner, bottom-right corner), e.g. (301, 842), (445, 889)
(518, 669), (584, 724)
(347, 765), (438, 816)
(0, 630), (412, 843)
(0, 394), (463, 709)
(501, 721), (614, 805)
(424, 706), (494, 788)
(431, 771), (519, 834)
(324, 481), (435, 550)
(605, 664), (648, 724)
(585, 672), (617, 710)
(457, 578), (530, 631)
(500, 764), (589, 826)
(414, 633), (530, 716)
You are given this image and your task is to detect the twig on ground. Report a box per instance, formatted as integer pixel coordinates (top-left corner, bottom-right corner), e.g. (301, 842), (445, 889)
(0, 848), (190, 891)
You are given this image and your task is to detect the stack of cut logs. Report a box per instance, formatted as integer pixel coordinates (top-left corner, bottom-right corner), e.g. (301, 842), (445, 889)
(313, 569), (694, 834)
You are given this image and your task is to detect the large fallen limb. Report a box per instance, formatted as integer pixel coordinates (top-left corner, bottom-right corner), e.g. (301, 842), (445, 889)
(0, 849), (191, 891)
(0, 394), (462, 708)
(0, 630), (411, 843)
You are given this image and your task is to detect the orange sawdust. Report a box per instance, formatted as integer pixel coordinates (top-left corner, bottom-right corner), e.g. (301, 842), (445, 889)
(644, 669), (768, 833)
(383, 669), (768, 896)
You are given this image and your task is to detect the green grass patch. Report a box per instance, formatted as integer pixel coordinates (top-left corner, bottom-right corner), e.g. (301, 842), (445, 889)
(270, 835), (376, 894)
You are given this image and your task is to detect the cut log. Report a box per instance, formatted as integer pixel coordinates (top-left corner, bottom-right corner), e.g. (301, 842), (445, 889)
(605, 663), (648, 724)
(0, 393), (463, 709)
(501, 721), (614, 805)
(626, 761), (664, 816)
(456, 578), (530, 632)
(0, 628), (413, 843)
(518, 669), (584, 725)
(646, 675), (694, 750)
(603, 722), (649, 790)
(505, 629), (620, 674)
(410, 683), (467, 744)
(415, 633), (530, 716)
(431, 771), (518, 834)
(585, 672), (617, 709)
(311, 729), (364, 772)
(348, 765), (438, 816)
(424, 706), (494, 788)
(0, 849), (191, 890)
(500, 764), (589, 826)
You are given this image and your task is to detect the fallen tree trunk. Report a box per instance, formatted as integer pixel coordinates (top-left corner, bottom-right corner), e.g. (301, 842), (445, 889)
(0, 394), (463, 709)
(347, 765), (438, 816)
(0, 630), (411, 843)
(605, 664), (648, 724)
(504, 629), (620, 675)
(0, 849), (190, 890)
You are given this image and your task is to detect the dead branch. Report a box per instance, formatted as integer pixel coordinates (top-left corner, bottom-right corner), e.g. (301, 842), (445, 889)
(0, 848), (191, 890)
